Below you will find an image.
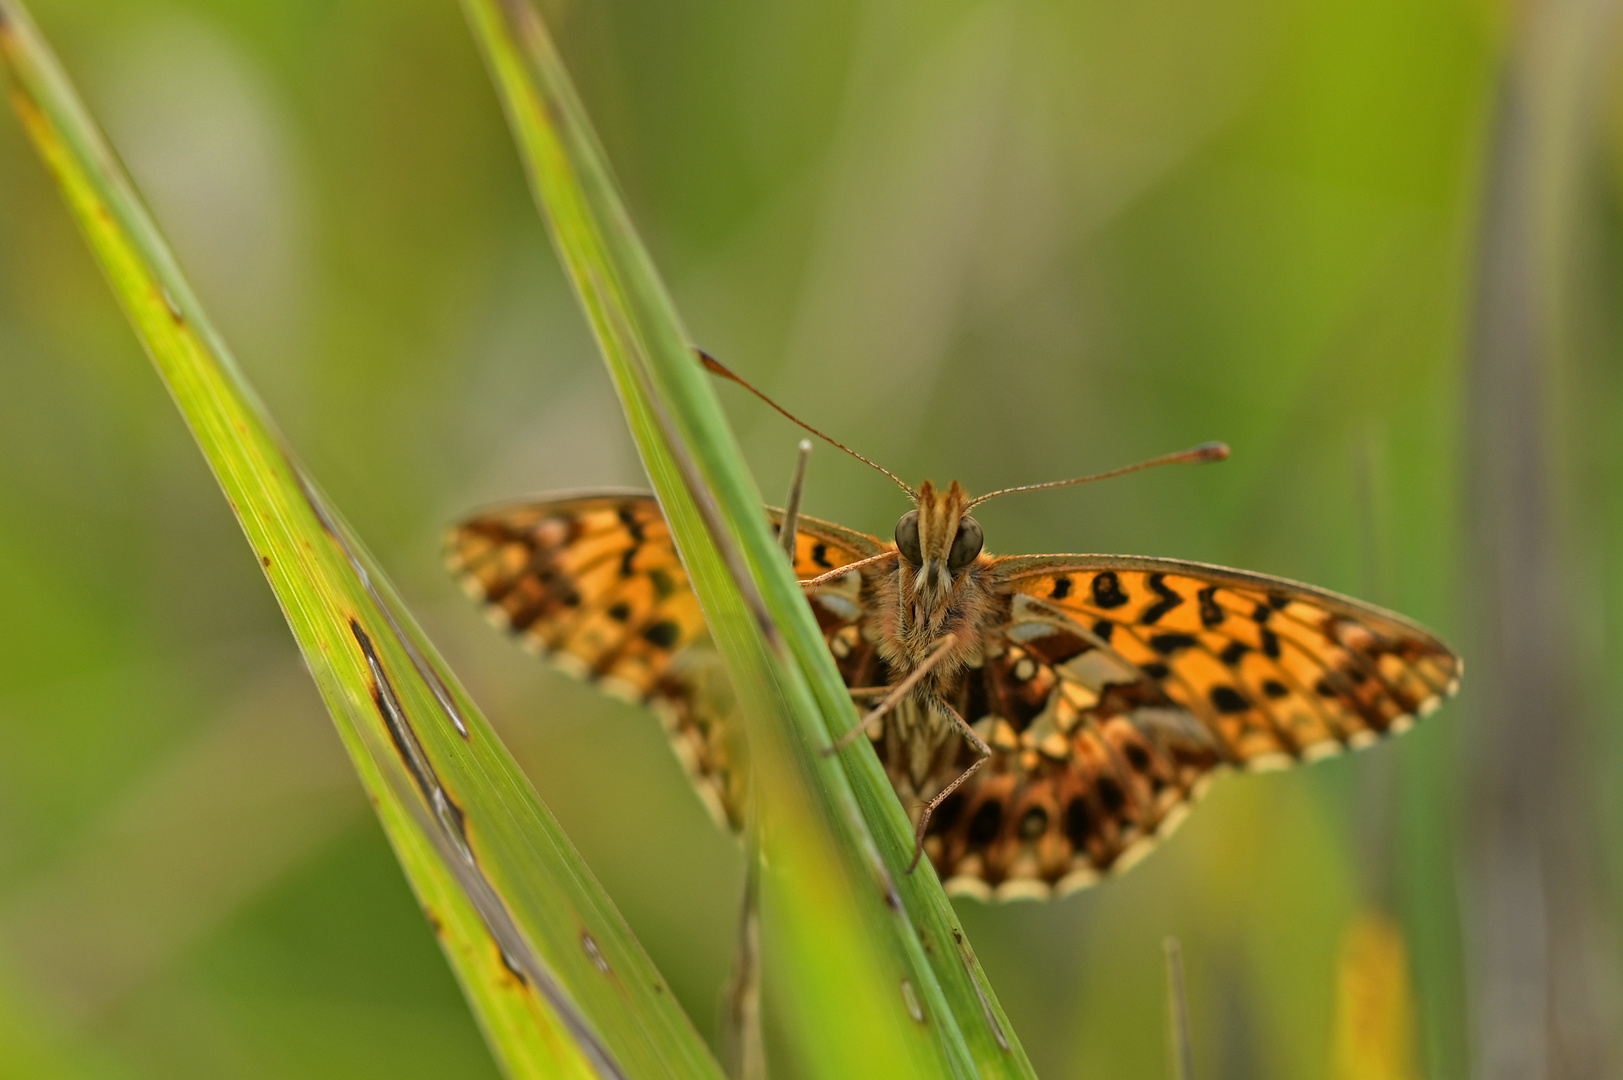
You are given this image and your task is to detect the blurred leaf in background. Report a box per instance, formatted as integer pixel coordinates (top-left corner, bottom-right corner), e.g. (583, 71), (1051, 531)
(2, 0), (1620, 1078)
(1332, 912), (1420, 1080)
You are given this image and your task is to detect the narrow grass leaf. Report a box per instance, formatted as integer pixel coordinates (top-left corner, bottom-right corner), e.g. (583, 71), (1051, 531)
(460, 2), (1037, 1076)
(0, 4), (724, 1077)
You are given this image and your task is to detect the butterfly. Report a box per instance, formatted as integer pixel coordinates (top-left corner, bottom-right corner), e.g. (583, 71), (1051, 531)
(447, 360), (1461, 902)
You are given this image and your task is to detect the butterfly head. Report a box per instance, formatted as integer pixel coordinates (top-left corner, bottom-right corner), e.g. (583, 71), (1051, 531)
(893, 480), (984, 601)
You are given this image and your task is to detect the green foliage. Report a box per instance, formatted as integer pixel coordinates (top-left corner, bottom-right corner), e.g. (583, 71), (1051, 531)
(0, 2), (723, 1076)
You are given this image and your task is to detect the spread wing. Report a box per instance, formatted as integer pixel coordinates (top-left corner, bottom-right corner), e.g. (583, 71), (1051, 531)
(449, 496), (1463, 903)
(445, 492), (880, 830)
(994, 554), (1460, 760)
(915, 553), (1460, 900)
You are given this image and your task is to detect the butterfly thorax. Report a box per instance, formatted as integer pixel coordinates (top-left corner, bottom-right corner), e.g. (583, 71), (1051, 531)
(863, 480), (1003, 778)
(868, 555), (1001, 788)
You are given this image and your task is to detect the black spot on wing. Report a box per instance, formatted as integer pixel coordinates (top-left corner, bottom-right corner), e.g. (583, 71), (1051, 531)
(1066, 796), (1092, 848)
(642, 620), (682, 649)
(1259, 626), (1282, 659)
(968, 800), (1003, 845)
(1198, 587), (1225, 628)
(1093, 619), (1115, 642)
(810, 542), (833, 569)
(1139, 573), (1184, 626)
(1150, 633), (1198, 656)
(1091, 571), (1128, 609)
(933, 791), (966, 833)
(607, 602), (632, 623)
(1219, 640), (1250, 666)
(1097, 776), (1126, 814)
(649, 568), (678, 599)
(1262, 679), (1290, 699)
(1209, 685), (1250, 714)
(617, 507), (645, 543)
(1050, 575), (1073, 600)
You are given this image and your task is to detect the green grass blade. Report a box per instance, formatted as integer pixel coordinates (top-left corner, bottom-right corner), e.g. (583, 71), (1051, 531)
(461, 2), (1037, 1076)
(0, 5), (725, 1078)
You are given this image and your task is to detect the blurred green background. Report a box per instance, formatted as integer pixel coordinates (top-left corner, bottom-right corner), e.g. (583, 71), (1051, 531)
(1, 0), (1616, 1076)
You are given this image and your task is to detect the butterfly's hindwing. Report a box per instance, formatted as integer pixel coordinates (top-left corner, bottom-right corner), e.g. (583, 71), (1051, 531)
(918, 605), (1222, 899)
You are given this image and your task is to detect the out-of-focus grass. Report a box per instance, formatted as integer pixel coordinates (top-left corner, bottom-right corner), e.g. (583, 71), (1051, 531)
(0, 2), (725, 1076)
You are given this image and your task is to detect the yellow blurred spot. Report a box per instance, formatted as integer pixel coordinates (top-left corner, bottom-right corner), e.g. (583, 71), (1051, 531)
(1333, 911), (1421, 1080)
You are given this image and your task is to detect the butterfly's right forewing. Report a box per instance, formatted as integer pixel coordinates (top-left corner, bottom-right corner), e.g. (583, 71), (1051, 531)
(447, 494), (883, 832)
(447, 495), (751, 826)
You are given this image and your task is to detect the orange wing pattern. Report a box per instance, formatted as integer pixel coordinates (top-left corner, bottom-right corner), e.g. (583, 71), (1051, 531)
(911, 555), (1459, 900)
(994, 554), (1459, 763)
(448, 494), (1461, 903)
(446, 493), (878, 830)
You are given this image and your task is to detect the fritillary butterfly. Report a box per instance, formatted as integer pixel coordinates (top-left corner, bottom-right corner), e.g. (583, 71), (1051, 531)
(447, 363), (1460, 901)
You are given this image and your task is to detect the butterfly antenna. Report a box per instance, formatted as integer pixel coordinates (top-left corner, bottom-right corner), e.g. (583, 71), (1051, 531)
(697, 349), (918, 499)
(965, 441), (1230, 509)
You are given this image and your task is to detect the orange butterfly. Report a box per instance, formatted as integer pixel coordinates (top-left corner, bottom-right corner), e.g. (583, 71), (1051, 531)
(448, 357), (1460, 901)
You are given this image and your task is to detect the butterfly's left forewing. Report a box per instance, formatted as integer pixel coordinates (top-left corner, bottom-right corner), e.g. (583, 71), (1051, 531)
(993, 554), (1461, 766)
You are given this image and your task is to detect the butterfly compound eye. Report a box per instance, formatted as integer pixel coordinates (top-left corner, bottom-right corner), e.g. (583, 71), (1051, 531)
(895, 510), (922, 565)
(948, 515), (983, 571)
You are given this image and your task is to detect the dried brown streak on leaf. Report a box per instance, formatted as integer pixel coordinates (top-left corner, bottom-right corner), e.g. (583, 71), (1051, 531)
(351, 617), (629, 1079)
(311, 472), (469, 738)
(954, 929), (1008, 1053)
(351, 620), (469, 848)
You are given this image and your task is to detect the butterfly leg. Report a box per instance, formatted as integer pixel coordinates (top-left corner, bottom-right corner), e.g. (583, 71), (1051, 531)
(778, 438), (812, 560)
(798, 548), (899, 589)
(824, 634), (958, 754)
(908, 702), (991, 872)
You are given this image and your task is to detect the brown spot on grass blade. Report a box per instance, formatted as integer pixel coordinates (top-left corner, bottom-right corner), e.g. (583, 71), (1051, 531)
(350, 616), (632, 1077)
(317, 473), (470, 739)
(954, 926), (1008, 1052)
(352, 618), (469, 854)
